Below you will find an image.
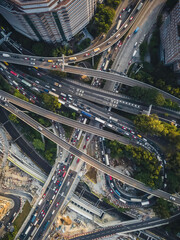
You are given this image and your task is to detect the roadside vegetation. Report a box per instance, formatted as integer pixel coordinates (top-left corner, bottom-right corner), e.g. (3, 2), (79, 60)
(134, 114), (180, 193)
(87, 0), (121, 37)
(126, 86), (180, 111)
(2, 201), (31, 240)
(103, 197), (128, 212)
(106, 140), (162, 189)
(153, 198), (175, 219)
(129, 12), (180, 109)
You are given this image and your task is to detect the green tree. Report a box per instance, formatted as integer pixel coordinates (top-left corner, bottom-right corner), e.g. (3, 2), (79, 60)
(153, 198), (172, 218)
(139, 41), (148, 61)
(14, 89), (29, 102)
(9, 114), (19, 124)
(0, 75), (11, 92)
(33, 139), (45, 151)
(41, 93), (61, 111)
(155, 93), (165, 106)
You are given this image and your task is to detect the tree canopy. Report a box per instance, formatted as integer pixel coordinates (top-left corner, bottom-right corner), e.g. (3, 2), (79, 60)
(94, 5), (115, 34)
(107, 141), (161, 188)
(41, 93), (61, 112)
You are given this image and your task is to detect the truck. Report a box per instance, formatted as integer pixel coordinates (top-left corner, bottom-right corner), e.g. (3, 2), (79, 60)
(134, 27), (139, 34)
(95, 117), (105, 124)
(141, 201), (149, 206)
(105, 154), (110, 166)
(137, 2), (143, 11)
(54, 82), (61, 87)
(49, 91), (59, 98)
(116, 19), (122, 31)
(43, 221), (50, 230)
(2, 53), (10, 57)
(22, 80), (32, 87)
(31, 213), (37, 223)
(38, 198), (43, 205)
(119, 198), (126, 204)
(81, 111), (91, 118)
(68, 57), (77, 61)
(69, 104), (79, 112)
(44, 89), (49, 93)
(25, 226), (31, 235)
(93, 48), (100, 53)
(133, 50), (137, 57)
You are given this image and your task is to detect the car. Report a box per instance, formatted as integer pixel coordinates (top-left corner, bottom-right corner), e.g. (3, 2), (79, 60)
(42, 213), (45, 217)
(110, 189), (113, 193)
(127, 34), (131, 39)
(130, 130), (135, 134)
(30, 62), (35, 65)
(115, 47), (118, 51)
(55, 188), (58, 194)
(86, 136), (90, 141)
(128, 60), (132, 65)
(42, 193), (46, 199)
(32, 95), (36, 99)
(56, 202), (59, 207)
(83, 144), (86, 149)
(56, 180), (60, 185)
(122, 8), (125, 12)
(58, 170), (61, 175)
(70, 154), (74, 159)
(84, 53), (89, 57)
(49, 200), (52, 204)
(119, 14), (121, 19)
(129, 16), (133, 21)
(24, 57), (29, 60)
(122, 126), (127, 130)
(170, 196), (176, 201)
(35, 80), (39, 84)
(62, 165), (66, 171)
(41, 210), (44, 214)
(52, 65), (57, 68)
(132, 135), (137, 139)
(77, 158), (80, 164)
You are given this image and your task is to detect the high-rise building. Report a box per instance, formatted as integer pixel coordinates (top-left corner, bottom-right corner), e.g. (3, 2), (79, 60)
(0, 0), (97, 43)
(160, 1), (180, 73)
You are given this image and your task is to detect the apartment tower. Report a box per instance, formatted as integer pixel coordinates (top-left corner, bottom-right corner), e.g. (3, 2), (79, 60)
(160, 1), (180, 72)
(0, 0), (97, 43)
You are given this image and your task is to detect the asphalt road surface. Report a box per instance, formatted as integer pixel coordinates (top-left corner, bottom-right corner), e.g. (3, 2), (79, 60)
(1, 101), (180, 205)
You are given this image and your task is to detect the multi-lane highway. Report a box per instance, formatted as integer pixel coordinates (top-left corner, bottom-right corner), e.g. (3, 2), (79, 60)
(0, 52), (180, 106)
(1, 100), (180, 206)
(0, 90), (130, 145)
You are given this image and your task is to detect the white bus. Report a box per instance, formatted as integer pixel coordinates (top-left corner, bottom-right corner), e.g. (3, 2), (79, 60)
(105, 154), (110, 166)
(116, 19), (122, 31)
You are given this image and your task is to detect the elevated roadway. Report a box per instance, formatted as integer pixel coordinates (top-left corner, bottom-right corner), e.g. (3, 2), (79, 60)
(0, 90), (130, 145)
(1, 101), (180, 205)
(0, 53), (179, 105)
(69, 212), (180, 240)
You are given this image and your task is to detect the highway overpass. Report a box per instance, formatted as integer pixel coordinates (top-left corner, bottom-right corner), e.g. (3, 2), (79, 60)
(1, 100), (180, 205)
(0, 52), (179, 105)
